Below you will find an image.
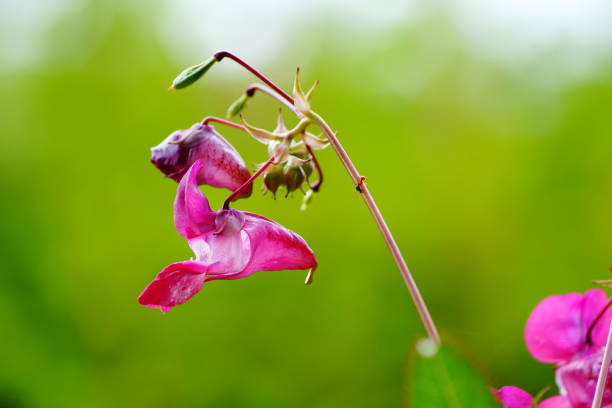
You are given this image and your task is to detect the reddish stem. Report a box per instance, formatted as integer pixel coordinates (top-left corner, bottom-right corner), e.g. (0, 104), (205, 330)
(214, 51), (293, 104)
(306, 144), (323, 192)
(202, 116), (246, 132)
(587, 298), (612, 344)
(223, 156), (276, 210)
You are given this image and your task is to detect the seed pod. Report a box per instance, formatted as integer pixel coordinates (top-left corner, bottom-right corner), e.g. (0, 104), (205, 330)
(262, 162), (285, 197)
(283, 157), (306, 194)
(301, 159), (314, 179)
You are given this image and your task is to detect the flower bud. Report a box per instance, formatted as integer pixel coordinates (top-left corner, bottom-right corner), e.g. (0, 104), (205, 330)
(169, 57), (216, 90)
(262, 162), (285, 197)
(151, 123), (252, 199)
(301, 159), (314, 179)
(226, 93), (250, 118)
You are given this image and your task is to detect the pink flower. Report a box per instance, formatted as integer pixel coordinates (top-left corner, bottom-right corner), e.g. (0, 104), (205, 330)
(524, 289), (612, 407)
(495, 386), (572, 408)
(525, 289), (611, 364)
(151, 123), (252, 199)
(555, 348), (612, 408)
(138, 160), (317, 313)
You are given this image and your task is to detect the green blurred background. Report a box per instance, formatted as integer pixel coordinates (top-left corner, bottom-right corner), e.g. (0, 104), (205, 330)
(1, 0), (612, 406)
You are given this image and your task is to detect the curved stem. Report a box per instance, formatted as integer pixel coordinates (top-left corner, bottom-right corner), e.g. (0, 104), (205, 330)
(306, 144), (323, 192)
(245, 84), (296, 113)
(202, 116), (246, 132)
(592, 317), (612, 408)
(309, 111), (441, 345)
(214, 51), (293, 104)
(223, 156), (276, 210)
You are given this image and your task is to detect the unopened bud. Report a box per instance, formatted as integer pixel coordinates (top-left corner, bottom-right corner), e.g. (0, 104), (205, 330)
(226, 93), (250, 118)
(169, 57), (216, 90)
(302, 159), (314, 179)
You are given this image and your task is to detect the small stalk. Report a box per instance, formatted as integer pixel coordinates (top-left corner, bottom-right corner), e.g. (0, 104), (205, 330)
(202, 116), (246, 131)
(214, 51), (293, 103)
(592, 309), (612, 408)
(223, 156), (276, 210)
(245, 83), (296, 113)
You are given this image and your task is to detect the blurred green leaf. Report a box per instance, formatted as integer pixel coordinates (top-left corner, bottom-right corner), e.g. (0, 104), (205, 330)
(405, 339), (499, 408)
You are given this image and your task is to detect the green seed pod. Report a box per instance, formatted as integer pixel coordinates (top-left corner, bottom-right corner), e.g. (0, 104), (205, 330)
(283, 161), (305, 194)
(226, 93), (250, 118)
(301, 159), (314, 179)
(262, 162), (285, 197)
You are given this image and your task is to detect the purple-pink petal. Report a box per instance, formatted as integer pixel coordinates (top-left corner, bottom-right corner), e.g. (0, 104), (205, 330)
(495, 386), (533, 408)
(138, 261), (208, 313)
(235, 212), (317, 279)
(525, 289), (611, 364)
(174, 160), (217, 239)
(151, 123), (252, 197)
(537, 396), (572, 408)
(555, 347), (612, 408)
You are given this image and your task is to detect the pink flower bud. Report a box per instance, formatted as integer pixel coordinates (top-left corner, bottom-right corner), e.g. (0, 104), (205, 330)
(150, 123), (252, 198)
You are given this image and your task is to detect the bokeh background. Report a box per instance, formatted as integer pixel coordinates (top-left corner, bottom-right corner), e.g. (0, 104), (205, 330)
(2, 0), (612, 407)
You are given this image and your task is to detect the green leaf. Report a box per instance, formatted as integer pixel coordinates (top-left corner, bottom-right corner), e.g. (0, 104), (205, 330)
(405, 339), (500, 408)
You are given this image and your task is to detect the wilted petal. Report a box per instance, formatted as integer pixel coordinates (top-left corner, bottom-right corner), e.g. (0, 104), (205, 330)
(151, 124), (252, 197)
(174, 160), (217, 238)
(138, 261), (208, 313)
(495, 386), (533, 408)
(525, 289), (611, 363)
(230, 212), (317, 280)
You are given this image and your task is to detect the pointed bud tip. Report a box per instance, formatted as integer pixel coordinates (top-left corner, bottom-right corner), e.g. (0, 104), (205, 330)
(168, 86), (174, 91)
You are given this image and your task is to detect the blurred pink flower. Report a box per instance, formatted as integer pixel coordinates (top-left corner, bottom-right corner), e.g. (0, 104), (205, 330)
(525, 289), (611, 364)
(151, 123), (252, 199)
(524, 289), (612, 407)
(495, 386), (572, 408)
(139, 160), (317, 313)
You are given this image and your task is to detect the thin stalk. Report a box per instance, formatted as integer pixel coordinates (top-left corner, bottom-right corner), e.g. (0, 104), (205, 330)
(214, 51), (293, 103)
(223, 156), (276, 210)
(305, 144), (323, 192)
(246, 83), (296, 113)
(310, 111), (440, 345)
(202, 116), (246, 131)
(592, 313), (612, 408)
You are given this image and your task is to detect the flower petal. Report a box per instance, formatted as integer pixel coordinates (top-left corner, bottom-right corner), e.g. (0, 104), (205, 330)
(525, 293), (586, 363)
(219, 212), (317, 280)
(150, 124), (252, 197)
(174, 160), (217, 238)
(525, 289), (611, 363)
(495, 386), (533, 408)
(138, 261), (208, 313)
(537, 396), (572, 408)
(581, 289), (611, 348)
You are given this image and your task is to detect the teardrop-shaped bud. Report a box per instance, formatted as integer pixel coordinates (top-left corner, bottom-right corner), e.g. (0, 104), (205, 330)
(169, 57), (217, 90)
(151, 123), (252, 199)
(226, 93), (250, 118)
